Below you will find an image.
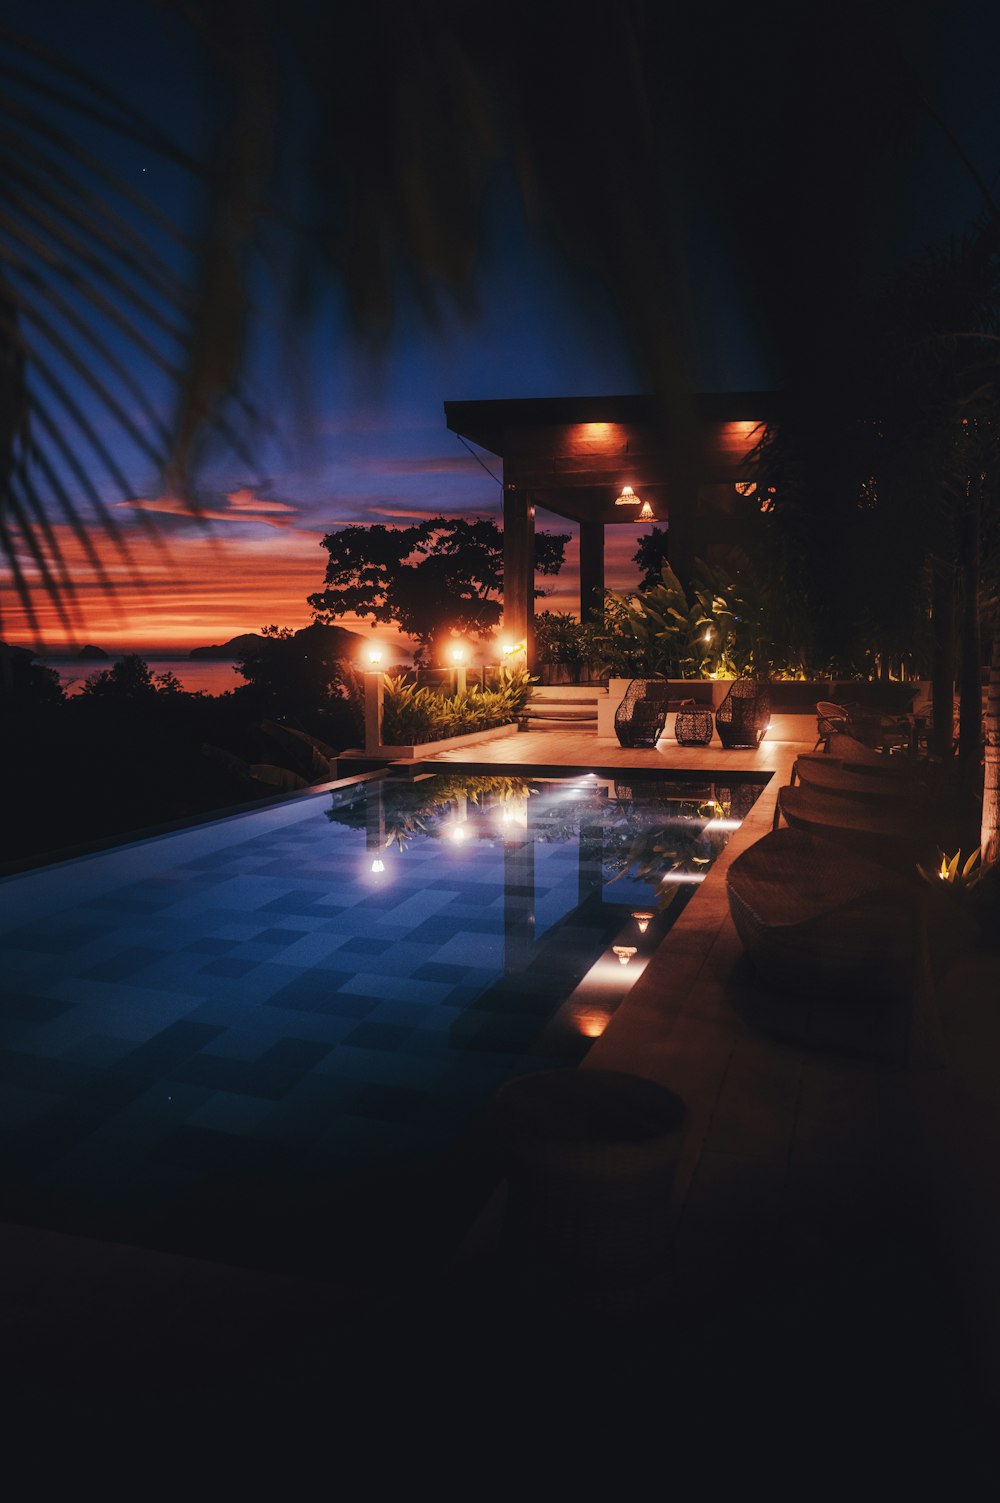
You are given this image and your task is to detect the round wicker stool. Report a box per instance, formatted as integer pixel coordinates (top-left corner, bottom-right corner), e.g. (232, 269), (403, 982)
(675, 705), (714, 746)
(493, 1068), (685, 1305)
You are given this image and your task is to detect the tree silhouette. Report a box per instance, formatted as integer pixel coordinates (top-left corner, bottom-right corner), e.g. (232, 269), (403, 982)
(308, 516), (567, 660)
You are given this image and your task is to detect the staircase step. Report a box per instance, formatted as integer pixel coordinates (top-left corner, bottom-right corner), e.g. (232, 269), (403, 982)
(529, 697), (601, 709)
(527, 705), (598, 719)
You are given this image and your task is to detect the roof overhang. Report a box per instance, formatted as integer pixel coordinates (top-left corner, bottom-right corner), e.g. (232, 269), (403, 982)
(444, 393), (781, 524)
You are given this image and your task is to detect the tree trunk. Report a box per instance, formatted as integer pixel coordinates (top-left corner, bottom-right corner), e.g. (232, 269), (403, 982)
(930, 553), (955, 759)
(982, 604), (1000, 868)
(957, 484), (983, 773)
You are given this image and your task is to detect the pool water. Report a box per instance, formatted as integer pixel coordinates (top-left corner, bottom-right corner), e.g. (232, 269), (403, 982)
(0, 769), (764, 1283)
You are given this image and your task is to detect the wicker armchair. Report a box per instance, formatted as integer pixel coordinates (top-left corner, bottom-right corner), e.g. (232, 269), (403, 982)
(715, 679), (770, 749)
(614, 679), (670, 748)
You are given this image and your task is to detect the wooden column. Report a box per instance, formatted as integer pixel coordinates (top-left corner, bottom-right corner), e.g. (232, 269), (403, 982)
(666, 481), (698, 584)
(503, 482), (535, 665)
(579, 520), (605, 622)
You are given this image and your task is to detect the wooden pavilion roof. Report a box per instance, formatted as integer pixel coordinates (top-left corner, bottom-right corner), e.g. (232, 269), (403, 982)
(444, 392), (782, 525)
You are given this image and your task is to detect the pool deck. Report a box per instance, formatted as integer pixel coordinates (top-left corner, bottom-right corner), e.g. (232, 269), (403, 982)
(3, 727), (998, 1473)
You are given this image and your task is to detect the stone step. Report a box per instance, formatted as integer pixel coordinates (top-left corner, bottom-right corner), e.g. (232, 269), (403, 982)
(526, 697), (595, 709)
(527, 704), (598, 718)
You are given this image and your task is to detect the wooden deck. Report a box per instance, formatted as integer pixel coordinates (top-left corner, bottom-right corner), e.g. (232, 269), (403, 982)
(426, 728), (1000, 1454)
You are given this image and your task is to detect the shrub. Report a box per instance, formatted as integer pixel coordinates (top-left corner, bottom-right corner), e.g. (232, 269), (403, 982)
(380, 665), (533, 744)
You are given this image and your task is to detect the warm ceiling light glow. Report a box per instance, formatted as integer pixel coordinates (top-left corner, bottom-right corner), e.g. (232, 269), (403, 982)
(638, 500), (654, 520)
(614, 485), (641, 507)
(631, 911), (654, 934)
(613, 945), (637, 966)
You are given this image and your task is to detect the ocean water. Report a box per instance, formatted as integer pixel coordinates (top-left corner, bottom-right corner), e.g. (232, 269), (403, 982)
(39, 655), (244, 697)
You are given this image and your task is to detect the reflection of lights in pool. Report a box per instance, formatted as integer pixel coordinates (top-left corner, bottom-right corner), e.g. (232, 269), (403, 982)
(612, 945), (637, 967)
(631, 911), (654, 933)
(498, 800), (528, 830)
(703, 817), (741, 832)
(661, 872), (706, 884)
(572, 1006), (613, 1038)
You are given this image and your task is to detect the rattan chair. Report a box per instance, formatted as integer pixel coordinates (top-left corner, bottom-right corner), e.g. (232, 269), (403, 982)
(715, 678), (770, 749)
(814, 700), (849, 752)
(614, 679), (670, 748)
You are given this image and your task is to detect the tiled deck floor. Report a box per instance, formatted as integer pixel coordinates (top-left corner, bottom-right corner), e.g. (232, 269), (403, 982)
(3, 728), (997, 1475)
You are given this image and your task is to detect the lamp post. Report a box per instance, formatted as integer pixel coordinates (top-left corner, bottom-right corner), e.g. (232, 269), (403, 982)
(449, 644), (467, 695)
(364, 647), (385, 754)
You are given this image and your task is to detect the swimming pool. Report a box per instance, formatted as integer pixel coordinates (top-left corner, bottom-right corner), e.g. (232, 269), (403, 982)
(0, 767), (765, 1284)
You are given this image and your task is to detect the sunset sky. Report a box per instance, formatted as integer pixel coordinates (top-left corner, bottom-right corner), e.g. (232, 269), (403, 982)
(4, 1), (999, 661)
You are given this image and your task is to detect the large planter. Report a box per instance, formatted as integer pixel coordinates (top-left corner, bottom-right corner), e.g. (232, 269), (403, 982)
(371, 722), (517, 760)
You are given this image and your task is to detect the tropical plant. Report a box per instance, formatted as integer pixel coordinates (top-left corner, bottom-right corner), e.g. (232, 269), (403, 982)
(534, 611), (586, 667)
(380, 664), (533, 744)
(582, 554), (784, 680)
(234, 624), (362, 733)
(917, 846), (982, 888)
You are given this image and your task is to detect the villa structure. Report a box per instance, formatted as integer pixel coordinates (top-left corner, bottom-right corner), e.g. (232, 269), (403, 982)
(444, 392), (781, 662)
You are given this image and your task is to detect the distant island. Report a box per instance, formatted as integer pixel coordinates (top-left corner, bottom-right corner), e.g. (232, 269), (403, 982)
(189, 623), (365, 660)
(77, 644), (109, 660)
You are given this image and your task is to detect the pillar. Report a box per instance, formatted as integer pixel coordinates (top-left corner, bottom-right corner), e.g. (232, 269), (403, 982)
(503, 482), (535, 666)
(579, 519), (605, 622)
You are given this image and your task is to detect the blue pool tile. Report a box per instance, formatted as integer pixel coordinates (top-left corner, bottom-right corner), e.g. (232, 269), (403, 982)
(199, 956), (260, 979)
(341, 1021), (414, 1052)
(0, 767), (763, 1281)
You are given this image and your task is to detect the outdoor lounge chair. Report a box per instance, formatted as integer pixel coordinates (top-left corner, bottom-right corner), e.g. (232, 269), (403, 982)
(792, 756), (924, 803)
(715, 678), (770, 749)
(775, 782), (937, 870)
(726, 826), (921, 1003)
(614, 679), (670, 748)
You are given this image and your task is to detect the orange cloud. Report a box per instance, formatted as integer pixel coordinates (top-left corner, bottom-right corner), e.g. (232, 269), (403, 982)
(117, 489), (300, 528)
(1, 515), (652, 653)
